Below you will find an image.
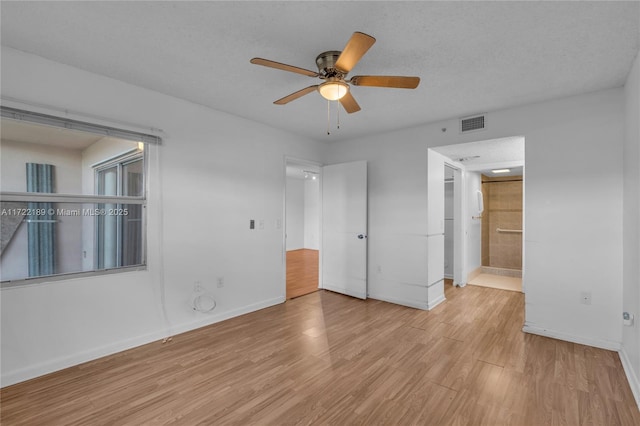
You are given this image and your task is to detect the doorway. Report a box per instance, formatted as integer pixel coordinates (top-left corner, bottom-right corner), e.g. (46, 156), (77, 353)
(285, 159), (321, 299)
(469, 170), (524, 292)
(284, 158), (369, 301)
(444, 164), (464, 287)
(431, 136), (525, 293)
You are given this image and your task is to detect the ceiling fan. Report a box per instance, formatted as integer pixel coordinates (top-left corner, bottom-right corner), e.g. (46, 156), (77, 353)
(250, 32), (420, 114)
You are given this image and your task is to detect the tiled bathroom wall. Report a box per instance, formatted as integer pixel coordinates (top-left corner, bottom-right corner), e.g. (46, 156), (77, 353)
(481, 176), (523, 270)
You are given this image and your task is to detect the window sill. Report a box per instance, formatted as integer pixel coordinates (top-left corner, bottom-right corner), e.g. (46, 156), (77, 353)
(1, 265), (148, 289)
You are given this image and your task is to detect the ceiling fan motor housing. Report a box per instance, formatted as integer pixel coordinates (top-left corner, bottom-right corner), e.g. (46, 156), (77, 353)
(316, 51), (345, 78)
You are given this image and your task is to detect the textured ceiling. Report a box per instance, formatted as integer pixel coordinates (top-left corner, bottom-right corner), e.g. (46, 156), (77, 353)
(1, 1), (638, 143)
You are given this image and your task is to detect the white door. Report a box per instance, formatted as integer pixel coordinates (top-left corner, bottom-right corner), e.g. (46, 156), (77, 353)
(322, 160), (368, 299)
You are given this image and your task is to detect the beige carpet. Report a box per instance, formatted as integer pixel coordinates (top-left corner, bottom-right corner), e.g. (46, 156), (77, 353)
(468, 273), (522, 292)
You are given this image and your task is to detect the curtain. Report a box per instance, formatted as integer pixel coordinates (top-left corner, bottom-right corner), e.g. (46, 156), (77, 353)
(26, 163), (56, 277)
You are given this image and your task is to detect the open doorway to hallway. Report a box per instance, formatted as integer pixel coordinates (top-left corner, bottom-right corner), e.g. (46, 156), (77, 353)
(432, 136), (525, 294)
(285, 159), (321, 299)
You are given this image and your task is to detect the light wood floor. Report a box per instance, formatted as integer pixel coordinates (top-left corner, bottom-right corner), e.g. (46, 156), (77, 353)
(286, 249), (319, 299)
(468, 273), (523, 293)
(2, 285), (639, 425)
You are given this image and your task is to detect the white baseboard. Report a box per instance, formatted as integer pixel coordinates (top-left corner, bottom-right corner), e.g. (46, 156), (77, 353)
(1, 296), (285, 388)
(368, 293), (446, 311)
(368, 293), (429, 310)
(166, 296), (285, 338)
(619, 346), (640, 410)
(427, 294), (446, 310)
(1, 330), (167, 388)
(324, 284), (366, 300)
(522, 323), (621, 351)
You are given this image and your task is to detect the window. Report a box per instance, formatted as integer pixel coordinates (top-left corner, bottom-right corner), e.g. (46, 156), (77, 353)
(95, 152), (144, 269)
(0, 107), (159, 285)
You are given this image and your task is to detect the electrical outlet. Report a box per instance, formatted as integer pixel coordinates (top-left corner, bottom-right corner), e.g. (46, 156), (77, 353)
(259, 219), (264, 230)
(217, 276), (224, 288)
(194, 281), (202, 292)
(249, 219), (255, 230)
(580, 291), (591, 305)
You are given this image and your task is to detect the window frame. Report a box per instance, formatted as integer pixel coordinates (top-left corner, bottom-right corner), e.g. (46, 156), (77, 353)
(93, 151), (146, 271)
(0, 107), (156, 288)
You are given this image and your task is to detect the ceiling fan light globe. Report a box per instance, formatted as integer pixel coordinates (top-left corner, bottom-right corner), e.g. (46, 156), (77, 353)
(318, 81), (349, 101)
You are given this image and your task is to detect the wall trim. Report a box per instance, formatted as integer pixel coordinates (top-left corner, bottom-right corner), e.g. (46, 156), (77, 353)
(427, 294), (447, 310)
(522, 323), (621, 351)
(167, 296), (286, 338)
(324, 284), (366, 300)
(368, 293), (447, 311)
(1, 296), (285, 388)
(369, 293), (429, 310)
(619, 345), (640, 410)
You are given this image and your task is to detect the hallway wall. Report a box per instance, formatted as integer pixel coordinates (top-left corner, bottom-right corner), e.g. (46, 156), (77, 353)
(285, 177), (305, 251)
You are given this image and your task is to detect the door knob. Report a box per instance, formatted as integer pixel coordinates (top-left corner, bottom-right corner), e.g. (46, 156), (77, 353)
(357, 234), (367, 239)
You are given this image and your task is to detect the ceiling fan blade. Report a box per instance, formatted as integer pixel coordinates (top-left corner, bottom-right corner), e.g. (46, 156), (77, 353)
(274, 85), (319, 105)
(339, 91), (361, 114)
(250, 58), (319, 77)
(350, 75), (420, 89)
(335, 32), (376, 73)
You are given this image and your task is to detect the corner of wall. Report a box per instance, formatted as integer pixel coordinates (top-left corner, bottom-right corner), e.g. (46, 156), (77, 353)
(622, 48), (640, 411)
(620, 345), (640, 410)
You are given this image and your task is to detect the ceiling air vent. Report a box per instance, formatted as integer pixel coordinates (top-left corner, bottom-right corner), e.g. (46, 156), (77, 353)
(460, 114), (486, 133)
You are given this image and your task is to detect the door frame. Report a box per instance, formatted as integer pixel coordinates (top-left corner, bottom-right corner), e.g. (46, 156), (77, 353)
(430, 137), (526, 294)
(443, 162), (466, 286)
(283, 156), (324, 299)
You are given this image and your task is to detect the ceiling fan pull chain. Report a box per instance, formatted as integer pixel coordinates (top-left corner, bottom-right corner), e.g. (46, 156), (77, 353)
(337, 100), (340, 130)
(327, 100), (331, 135)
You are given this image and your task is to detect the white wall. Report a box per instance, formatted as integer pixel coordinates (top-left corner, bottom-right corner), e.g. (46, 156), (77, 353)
(0, 140), (82, 193)
(326, 87), (625, 350)
(285, 177), (304, 251)
(285, 176), (319, 251)
(324, 134), (431, 308)
(303, 178), (320, 249)
(0, 140), (83, 280)
(0, 47), (326, 386)
(622, 51), (640, 406)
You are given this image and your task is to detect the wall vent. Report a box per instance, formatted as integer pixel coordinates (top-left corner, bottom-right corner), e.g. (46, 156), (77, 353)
(460, 114), (486, 133)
